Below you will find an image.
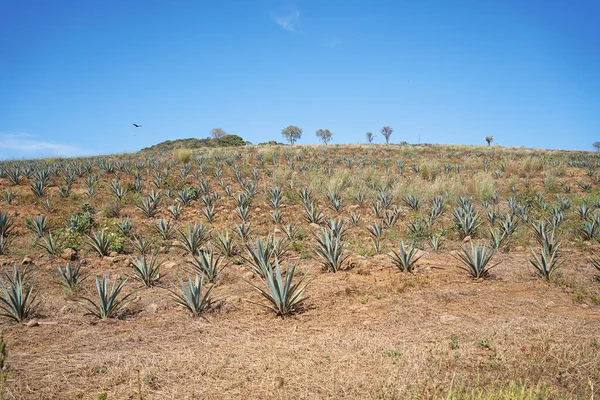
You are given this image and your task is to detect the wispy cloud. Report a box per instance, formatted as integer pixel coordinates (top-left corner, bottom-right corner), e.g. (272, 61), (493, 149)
(0, 132), (86, 159)
(274, 8), (300, 32)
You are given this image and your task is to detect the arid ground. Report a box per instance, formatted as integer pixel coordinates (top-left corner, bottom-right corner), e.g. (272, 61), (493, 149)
(0, 144), (599, 399)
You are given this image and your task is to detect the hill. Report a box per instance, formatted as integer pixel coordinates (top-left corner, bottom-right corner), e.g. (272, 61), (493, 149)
(140, 134), (248, 152)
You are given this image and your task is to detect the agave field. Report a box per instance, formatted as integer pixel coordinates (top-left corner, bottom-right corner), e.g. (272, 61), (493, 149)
(0, 144), (599, 399)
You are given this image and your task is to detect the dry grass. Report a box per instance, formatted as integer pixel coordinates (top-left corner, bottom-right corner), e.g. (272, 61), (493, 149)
(0, 144), (599, 399)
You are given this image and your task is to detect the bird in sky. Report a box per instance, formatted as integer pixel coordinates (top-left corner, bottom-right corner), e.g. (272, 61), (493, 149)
(133, 123), (142, 128)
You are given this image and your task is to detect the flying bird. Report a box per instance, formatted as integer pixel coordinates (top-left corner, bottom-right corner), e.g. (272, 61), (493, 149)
(133, 123), (142, 128)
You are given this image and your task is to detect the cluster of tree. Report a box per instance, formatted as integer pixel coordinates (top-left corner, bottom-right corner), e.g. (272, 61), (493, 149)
(141, 132), (247, 152)
(365, 126), (394, 144)
(281, 125), (395, 145)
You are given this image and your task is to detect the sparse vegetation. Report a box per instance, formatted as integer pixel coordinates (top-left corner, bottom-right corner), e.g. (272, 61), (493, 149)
(0, 143), (599, 397)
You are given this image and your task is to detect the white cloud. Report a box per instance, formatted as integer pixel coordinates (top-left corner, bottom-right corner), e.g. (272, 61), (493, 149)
(0, 132), (86, 159)
(274, 8), (300, 32)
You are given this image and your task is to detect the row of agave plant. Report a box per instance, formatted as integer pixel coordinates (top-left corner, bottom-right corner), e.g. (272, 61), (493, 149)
(2, 178), (600, 258)
(0, 147), (598, 218)
(1, 213), (598, 322)
(0, 146), (599, 321)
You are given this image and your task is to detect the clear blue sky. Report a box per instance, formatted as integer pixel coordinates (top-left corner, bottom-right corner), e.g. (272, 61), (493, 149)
(1, 0), (598, 159)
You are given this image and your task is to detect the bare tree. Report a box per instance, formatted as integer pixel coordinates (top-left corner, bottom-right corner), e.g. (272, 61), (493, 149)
(281, 125), (302, 145)
(210, 128), (227, 142)
(366, 132), (374, 144)
(315, 129), (332, 145)
(381, 126), (393, 144)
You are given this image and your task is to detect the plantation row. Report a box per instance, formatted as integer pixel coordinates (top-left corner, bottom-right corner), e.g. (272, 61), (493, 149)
(0, 144), (599, 321)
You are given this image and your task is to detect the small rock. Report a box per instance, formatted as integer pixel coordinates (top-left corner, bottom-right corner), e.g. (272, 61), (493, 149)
(26, 320), (39, 328)
(109, 251), (119, 257)
(148, 303), (159, 314)
(61, 248), (77, 261)
(309, 223), (321, 230)
(21, 256), (33, 266)
(242, 271), (254, 281)
(514, 246), (525, 252)
(254, 207), (261, 212)
(462, 236), (471, 243)
(163, 261), (178, 270)
(440, 315), (460, 324)
(273, 228), (281, 234)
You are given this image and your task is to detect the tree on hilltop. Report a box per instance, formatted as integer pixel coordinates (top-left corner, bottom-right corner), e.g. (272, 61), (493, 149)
(281, 125), (302, 145)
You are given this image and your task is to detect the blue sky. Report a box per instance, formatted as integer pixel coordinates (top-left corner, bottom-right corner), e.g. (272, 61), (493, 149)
(0, 0), (598, 159)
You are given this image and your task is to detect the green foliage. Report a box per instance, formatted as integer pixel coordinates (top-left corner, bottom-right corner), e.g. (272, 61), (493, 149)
(454, 242), (499, 278)
(79, 274), (135, 319)
(169, 274), (216, 316)
(315, 129), (333, 145)
(245, 259), (312, 317)
(389, 240), (423, 272)
(281, 125), (302, 145)
(189, 248), (225, 284)
(87, 229), (112, 257)
(141, 134), (246, 152)
(57, 262), (87, 292)
(0, 264), (37, 322)
(314, 226), (349, 272)
(130, 254), (163, 287)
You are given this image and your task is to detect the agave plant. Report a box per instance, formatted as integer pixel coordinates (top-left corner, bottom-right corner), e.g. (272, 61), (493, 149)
(430, 232), (444, 251)
(201, 203), (216, 223)
(79, 274), (135, 319)
(234, 223), (252, 241)
(176, 223), (210, 255)
(214, 230), (236, 257)
(314, 228), (349, 272)
(57, 262), (86, 292)
(454, 242), (499, 278)
(402, 194), (421, 211)
(167, 203), (182, 220)
(0, 236), (8, 255)
(389, 240), (423, 273)
(130, 254), (163, 287)
(0, 211), (15, 238)
(529, 245), (562, 280)
(30, 180), (48, 197)
(153, 218), (173, 240)
(244, 238), (276, 278)
(591, 255), (600, 281)
(131, 235), (154, 255)
(189, 248), (225, 284)
(245, 259), (312, 318)
(453, 207), (481, 239)
(36, 232), (61, 256)
(0, 264), (37, 322)
(136, 196), (159, 218)
(87, 229), (111, 257)
(367, 222), (384, 253)
(169, 274), (216, 316)
(302, 202), (325, 225)
(25, 214), (49, 238)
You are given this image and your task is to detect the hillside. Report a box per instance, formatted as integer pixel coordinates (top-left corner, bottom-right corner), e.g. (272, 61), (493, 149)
(140, 134), (248, 152)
